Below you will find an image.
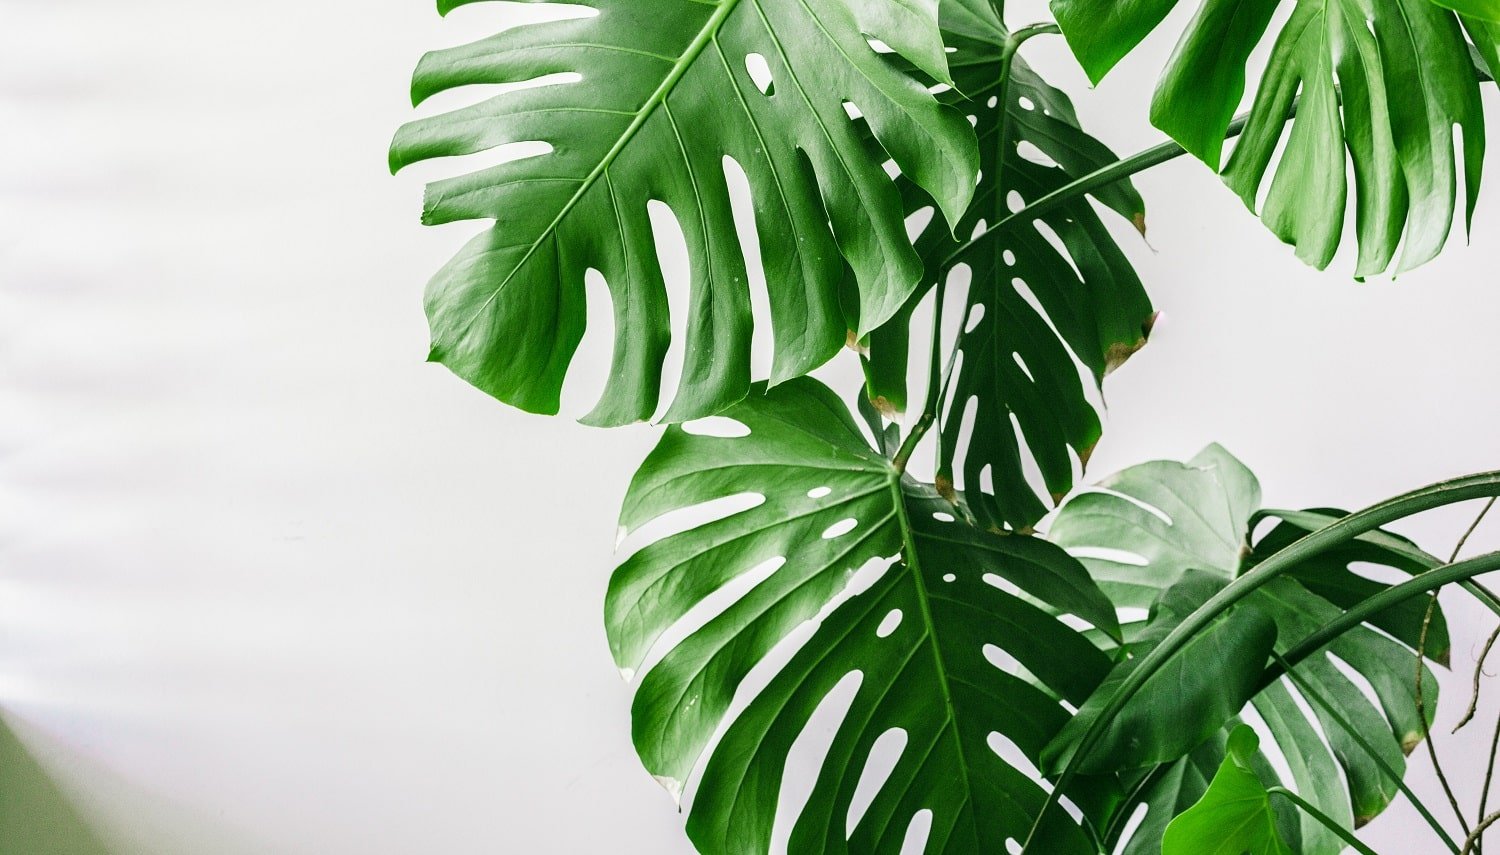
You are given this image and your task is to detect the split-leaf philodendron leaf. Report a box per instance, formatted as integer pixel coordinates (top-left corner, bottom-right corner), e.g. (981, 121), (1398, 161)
(864, 2), (1154, 533)
(390, 0), (979, 425)
(1050, 0), (1489, 275)
(607, 377), (1120, 853)
(1045, 445), (1449, 855)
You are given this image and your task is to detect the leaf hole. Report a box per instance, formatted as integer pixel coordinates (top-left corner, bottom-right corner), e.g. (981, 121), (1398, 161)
(964, 303), (985, 334)
(899, 809), (933, 855)
(1016, 141), (1059, 169)
(847, 728), (908, 838)
(904, 206), (936, 243)
(770, 671), (865, 854)
(744, 53), (774, 95)
(821, 518), (859, 540)
(1064, 546), (1149, 566)
(807, 486), (832, 499)
(680, 416), (750, 438)
(876, 609), (904, 638)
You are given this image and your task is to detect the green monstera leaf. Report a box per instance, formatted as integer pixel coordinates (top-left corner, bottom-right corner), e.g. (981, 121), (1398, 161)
(608, 377), (1122, 853)
(390, 0), (979, 424)
(1049, 0), (1489, 275)
(862, 3), (1154, 533)
(1045, 445), (1450, 855)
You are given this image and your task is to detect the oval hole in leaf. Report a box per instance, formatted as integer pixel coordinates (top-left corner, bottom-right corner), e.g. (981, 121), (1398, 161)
(744, 53), (774, 95)
(846, 728), (908, 838)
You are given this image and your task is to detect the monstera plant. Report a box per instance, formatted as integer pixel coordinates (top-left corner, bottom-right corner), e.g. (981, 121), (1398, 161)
(392, 0), (1500, 851)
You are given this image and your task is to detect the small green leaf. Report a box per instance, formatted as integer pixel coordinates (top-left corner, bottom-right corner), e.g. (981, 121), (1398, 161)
(1162, 726), (1295, 855)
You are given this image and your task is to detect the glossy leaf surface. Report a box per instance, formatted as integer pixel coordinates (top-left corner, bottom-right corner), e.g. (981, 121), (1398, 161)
(1161, 726), (1294, 855)
(1046, 445), (1447, 854)
(608, 378), (1118, 853)
(864, 4), (1153, 532)
(392, 0), (979, 423)
(1050, 0), (1488, 274)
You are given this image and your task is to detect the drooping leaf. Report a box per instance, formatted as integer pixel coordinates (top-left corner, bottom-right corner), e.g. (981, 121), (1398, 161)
(1050, 0), (1488, 275)
(1046, 444), (1447, 854)
(863, 6), (1154, 532)
(608, 377), (1120, 853)
(1043, 571), (1278, 775)
(391, 0), (980, 424)
(1160, 726), (1295, 855)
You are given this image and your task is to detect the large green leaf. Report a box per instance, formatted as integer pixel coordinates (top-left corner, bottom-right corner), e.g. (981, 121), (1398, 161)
(1046, 445), (1448, 854)
(863, 5), (1154, 533)
(608, 377), (1121, 853)
(1049, 0), (1488, 275)
(391, 0), (979, 424)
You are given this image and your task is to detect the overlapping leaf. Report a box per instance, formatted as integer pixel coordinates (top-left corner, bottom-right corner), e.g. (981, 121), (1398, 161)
(608, 377), (1120, 853)
(1051, 0), (1488, 274)
(391, 0), (979, 424)
(864, 4), (1154, 533)
(1046, 445), (1448, 854)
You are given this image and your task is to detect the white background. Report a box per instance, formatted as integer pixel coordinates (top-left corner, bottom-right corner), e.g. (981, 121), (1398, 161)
(3, 1), (1499, 852)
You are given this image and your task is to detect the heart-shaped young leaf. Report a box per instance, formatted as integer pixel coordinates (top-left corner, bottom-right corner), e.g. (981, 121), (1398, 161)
(863, 5), (1154, 532)
(391, 0), (979, 424)
(1049, 0), (1488, 275)
(609, 377), (1119, 853)
(1046, 444), (1448, 854)
(1161, 726), (1295, 855)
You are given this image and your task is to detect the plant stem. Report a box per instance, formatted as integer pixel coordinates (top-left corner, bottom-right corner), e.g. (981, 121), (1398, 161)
(1455, 626), (1500, 733)
(1467, 812), (1500, 855)
(1477, 712), (1500, 855)
(1419, 592), (1473, 840)
(1267, 787), (1382, 855)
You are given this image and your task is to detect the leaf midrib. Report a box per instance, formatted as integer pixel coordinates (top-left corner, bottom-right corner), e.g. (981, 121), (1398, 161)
(455, 0), (743, 332)
(888, 474), (983, 851)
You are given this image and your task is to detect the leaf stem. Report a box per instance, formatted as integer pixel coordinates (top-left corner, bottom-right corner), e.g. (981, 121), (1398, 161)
(1455, 626), (1500, 733)
(1267, 787), (1382, 855)
(1419, 592), (1472, 840)
(1477, 712), (1500, 855)
(1416, 497), (1495, 840)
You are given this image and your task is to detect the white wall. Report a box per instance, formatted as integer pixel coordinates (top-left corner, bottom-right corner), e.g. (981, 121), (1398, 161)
(2, 1), (1498, 852)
